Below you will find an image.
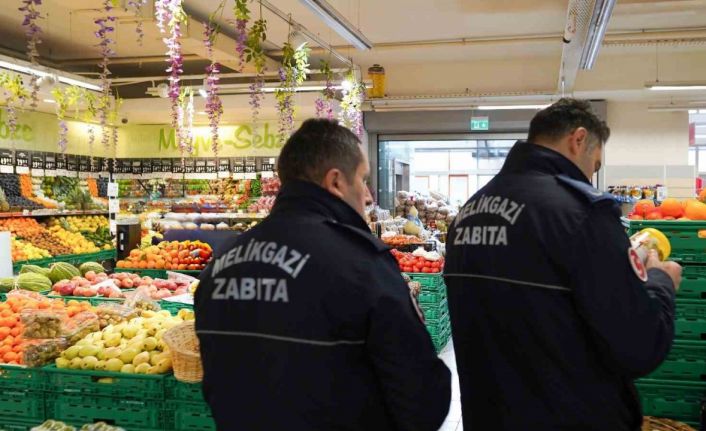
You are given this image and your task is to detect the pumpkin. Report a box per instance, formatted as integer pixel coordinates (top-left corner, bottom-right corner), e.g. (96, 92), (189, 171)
(659, 198), (684, 218)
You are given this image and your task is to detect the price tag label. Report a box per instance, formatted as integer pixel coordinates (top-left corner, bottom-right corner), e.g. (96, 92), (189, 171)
(44, 170), (57, 177)
(109, 220), (117, 235)
(109, 199), (120, 213)
(0, 166), (13, 174)
(31, 168), (44, 177)
(78, 172), (90, 179)
(15, 166), (29, 175)
(218, 171), (231, 179)
(260, 171), (274, 179)
(233, 173), (246, 180)
(244, 173), (257, 180)
(107, 182), (118, 198)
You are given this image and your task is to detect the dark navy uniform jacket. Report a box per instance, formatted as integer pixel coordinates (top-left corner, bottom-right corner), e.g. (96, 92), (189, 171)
(195, 180), (451, 431)
(444, 141), (675, 431)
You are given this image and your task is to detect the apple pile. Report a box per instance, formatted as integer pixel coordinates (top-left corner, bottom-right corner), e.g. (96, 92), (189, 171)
(52, 271), (125, 299)
(133, 277), (191, 300)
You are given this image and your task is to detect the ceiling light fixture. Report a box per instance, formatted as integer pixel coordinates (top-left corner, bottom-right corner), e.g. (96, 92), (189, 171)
(0, 56), (101, 92)
(298, 0), (373, 50)
(476, 104), (551, 110)
(579, 0), (616, 70)
(42, 98), (55, 104)
(646, 82), (706, 91)
(289, 27), (309, 50)
(696, 135), (706, 139)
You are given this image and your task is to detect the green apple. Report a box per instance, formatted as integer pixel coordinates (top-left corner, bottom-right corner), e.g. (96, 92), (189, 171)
(132, 351), (150, 366)
(79, 345), (99, 358)
(119, 348), (139, 364)
(134, 363), (150, 374)
(104, 333), (122, 348)
(63, 346), (81, 360)
(69, 358), (83, 369)
(120, 364), (135, 374)
(104, 347), (121, 360)
(121, 324), (140, 339)
(55, 357), (70, 369)
(81, 356), (98, 370)
(143, 337), (158, 352)
(94, 360), (106, 371)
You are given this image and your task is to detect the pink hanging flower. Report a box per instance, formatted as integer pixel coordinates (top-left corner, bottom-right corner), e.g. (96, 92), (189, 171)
(128, 0), (148, 46)
(95, 0), (116, 158)
(18, 0), (42, 110)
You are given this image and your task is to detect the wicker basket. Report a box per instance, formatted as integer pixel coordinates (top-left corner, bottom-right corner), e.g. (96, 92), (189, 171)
(642, 417), (696, 431)
(163, 320), (203, 383)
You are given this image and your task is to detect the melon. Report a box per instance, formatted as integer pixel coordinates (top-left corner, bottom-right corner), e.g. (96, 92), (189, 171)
(79, 262), (104, 276)
(48, 262), (81, 284)
(0, 278), (15, 293)
(17, 272), (52, 292)
(19, 265), (51, 277)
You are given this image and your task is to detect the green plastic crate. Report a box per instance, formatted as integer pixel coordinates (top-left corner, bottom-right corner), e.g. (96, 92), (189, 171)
(0, 419), (36, 431)
(432, 327), (451, 353)
(0, 365), (44, 391)
(675, 299), (706, 340)
(164, 400), (215, 431)
(421, 298), (448, 321)
(165, 376), (204, 403)
(0, 390), (44, 422)
(679, 265), (706, 300)
(159, 300), (194, 316)
(43, 365), (167, 400)
(624, 219), (706, 263)
(418, 290), (446, 305)
(649, 340), (706, 381)
(425, 315), (450, 337)
(45, 394), (165, 429)
(636, 378), (706, 423)
(404, 273), (444, 292)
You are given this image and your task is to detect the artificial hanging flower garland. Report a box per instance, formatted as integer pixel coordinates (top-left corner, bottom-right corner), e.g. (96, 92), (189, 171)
(245, 8), (267, 128)
(276, 41), (309, 144)
(156, 0), (189, 157)
(234, 0), (250, 72)
(18, 0), (42, 110)
(95, 0), (116, 164)
(315, 60), (335, 120)
(128, 0), (148, 46)
(203, 18), (223, 158)
(339, 70), (365, 137)
(0, 73), (29, 154)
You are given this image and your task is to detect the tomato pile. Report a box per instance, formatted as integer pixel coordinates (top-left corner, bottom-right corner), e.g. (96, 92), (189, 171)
(390, 249), (444, 273)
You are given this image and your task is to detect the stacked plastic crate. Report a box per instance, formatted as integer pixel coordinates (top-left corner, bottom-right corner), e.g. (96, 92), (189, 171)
(626, 219), (706, 427)
(408, 273), (451, 352)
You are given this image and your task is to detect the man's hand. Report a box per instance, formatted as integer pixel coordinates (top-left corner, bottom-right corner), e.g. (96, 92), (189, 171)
(645, 249), (682, 291)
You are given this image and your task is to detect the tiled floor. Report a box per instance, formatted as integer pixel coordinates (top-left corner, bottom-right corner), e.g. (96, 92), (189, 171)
(438, 340), (463, 431)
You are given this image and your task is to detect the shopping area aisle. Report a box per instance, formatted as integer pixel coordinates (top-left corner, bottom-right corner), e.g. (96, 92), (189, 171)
(438, 340), (463, 431)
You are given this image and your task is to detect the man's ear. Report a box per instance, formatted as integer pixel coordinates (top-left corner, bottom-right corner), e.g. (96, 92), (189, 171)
(568, 127), (589, 155)
(321, 168), (346, 199)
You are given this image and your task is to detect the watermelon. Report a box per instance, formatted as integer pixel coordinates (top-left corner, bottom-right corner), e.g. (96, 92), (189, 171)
(79, 262), (104, 276)
(19, 265), (51, 277)
(16, 273), (52, 292)
(48, 262), (81, 284)
(0, 277), (15, 293)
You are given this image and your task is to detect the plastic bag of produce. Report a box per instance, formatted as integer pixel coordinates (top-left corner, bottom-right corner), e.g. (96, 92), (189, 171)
(124, 287), (161, 312)
(7, 289), (48, 302)
(24, 338), (68, 368)
(61, 311), (100, 345)
(80, 423), (126, 431)
(32, 420), (77, 431)
(21, 309), (67, 339)
(94, 303), (138, 329)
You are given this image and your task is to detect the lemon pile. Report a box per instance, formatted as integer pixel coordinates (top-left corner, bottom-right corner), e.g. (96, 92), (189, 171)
(47, 226), (100, 254)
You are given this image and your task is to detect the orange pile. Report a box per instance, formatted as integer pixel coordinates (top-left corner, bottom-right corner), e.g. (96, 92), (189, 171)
(0, 294), (92, 365)
(0, 218), (46, 236)
(87, 178), (99, 198)
(19, 175), (56, 209)
(116, 241), (212, 271)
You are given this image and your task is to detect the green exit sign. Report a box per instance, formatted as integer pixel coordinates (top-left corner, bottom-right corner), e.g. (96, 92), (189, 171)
(471, 117), (489, 131)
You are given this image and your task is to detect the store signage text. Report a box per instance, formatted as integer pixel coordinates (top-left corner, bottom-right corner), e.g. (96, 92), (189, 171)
(158, 123), (283, 156)
(471, 116), (489, 131)
(0, 110), (34, 142)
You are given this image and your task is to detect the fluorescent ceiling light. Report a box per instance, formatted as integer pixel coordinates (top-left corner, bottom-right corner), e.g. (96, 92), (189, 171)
(647, 83), (706, 91)
(0, 58), (102, 92)
(690, 109), (698, 114)
(198, 88), (207, 98)
(477, 104), (551, 110)
(696, 135), (706, 139)
(298, 0), (373, 50)
(42, 98), (55, 104)
(579, 0), (616, 70)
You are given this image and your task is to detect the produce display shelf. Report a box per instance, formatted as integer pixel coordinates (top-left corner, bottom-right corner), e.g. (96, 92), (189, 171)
(425, 315), (450, 337)
(648, 340), (706, 381)
(165, 375), (204, 403)
(0, 210), (109, 219)
(159, 300), (194, 315)
(636, 378), (706, 424)
(0, 389), (44, 422)
(421, 298), (448, 321)
(45, 393), (165, 429)
(0, 419), (38, 431)
(431, 326), (451, 353)
(622, 218), (706, 263)
(675, 299), (706, 340)
(418, 290), (446, 305)
(13, 250), (116, 273)
(43, 365), (167, 400)
(164, 400), (215, 431)
(0, 364), (45, 391)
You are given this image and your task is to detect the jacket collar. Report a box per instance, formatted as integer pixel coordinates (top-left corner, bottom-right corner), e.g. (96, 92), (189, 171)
(271, 179), (369, 230)
(500, 140), (589, 184)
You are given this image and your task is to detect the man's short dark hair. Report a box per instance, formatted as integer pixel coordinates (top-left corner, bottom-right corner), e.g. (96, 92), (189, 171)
(528, 98), (610, 148)
(277, 118), (363, 185)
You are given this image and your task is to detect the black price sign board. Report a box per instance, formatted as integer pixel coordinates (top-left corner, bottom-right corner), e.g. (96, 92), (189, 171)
(206, 159), (217, 173)
(142, 160), (152, 175)
(31, 153), (44, 169)
(0, 150), (13, 166)
(113, 159), (124, 174)
(218, 159), (230, 172)
(194, 159), (207, 173)
(244, 161), (257, 173)
(260, 159), (275, 172)
(131, 160), (142, 175)
(15, 151), (29, 167)
(151, 160), (162, 173)
(183, 159), (196, 174)
(91, 158), (102, 173)
(78, 156), (90, 172)
(55, 155), (67, 170)
(172, 160), (185, 174)
(120, 160), (133, 174)
(66, 155), (78, 171)
(45, 155), (56, 170)
(161, 159), (172, 173)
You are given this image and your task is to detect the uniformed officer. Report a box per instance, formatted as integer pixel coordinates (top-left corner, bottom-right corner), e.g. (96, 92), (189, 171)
(195, 119), (451, 431)
(444, 98), (681, 430)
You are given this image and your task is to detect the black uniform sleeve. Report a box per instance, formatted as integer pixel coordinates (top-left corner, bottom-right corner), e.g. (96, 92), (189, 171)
(366, 279), (451, 431)
(568, 205), (676, 378)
